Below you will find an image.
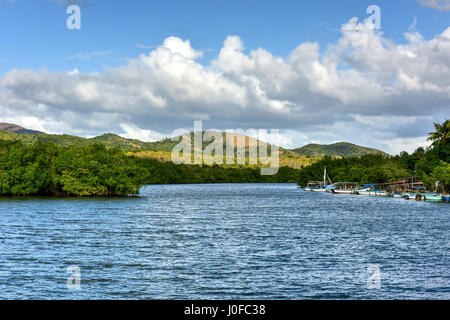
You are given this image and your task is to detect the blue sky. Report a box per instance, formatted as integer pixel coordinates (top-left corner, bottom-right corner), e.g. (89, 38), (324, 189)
(0, 0), (449, 154)
(1, 0), (449, 74)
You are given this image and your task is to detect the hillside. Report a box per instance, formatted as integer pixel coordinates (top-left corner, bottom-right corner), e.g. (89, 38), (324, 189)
(0, 131), (147, 151)
(0, 127), (316, 169)
(0, 124), (389, 169)
(292, 142), (389, 158)
(0, 123), (44, 135)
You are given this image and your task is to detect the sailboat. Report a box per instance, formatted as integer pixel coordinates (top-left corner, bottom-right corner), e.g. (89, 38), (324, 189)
(305, 167), (332, 192)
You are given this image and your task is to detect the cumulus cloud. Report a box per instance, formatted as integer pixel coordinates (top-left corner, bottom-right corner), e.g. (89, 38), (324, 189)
(418, 0), (450, 11)
(1, 17), (449, 154)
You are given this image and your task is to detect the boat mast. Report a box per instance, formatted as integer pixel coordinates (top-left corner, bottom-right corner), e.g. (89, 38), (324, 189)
(324, 165), (332, 185)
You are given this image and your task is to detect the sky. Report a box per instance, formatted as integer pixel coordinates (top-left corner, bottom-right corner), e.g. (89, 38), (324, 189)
(0, 0), (449, 154)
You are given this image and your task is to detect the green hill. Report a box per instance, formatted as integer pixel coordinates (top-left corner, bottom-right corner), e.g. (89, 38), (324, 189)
(291, 142), (389, 158)
(0, 130), (147, 151)
(0, 127), (316, 169)
(89, 133), (150, 151)
(0, 124), (388, 167)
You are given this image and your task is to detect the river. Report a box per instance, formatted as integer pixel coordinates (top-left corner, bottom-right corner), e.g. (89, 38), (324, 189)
(0, 183), (448, 299)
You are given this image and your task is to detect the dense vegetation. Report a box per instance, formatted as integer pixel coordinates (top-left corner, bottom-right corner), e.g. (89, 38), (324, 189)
(0, 141), (150, 196)
(297, 120), (450, 192)
(0, 140), (302, 197)
(138, 158), (301, 185)
(130, 149), (317, 169)
(0, 130), (147, 151)
(292, 142), (389, 157)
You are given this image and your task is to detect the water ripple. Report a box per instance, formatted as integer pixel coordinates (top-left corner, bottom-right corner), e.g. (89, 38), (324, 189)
(0, 183), (448, 299)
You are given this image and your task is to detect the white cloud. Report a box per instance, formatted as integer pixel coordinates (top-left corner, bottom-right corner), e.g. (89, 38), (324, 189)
(120, 123), (166, 142)
(418, 0), (450, 11)
(66, 50), (112, 60)
(68, 68), (79, 75)
(134, 44), (157, 49)
(380, 136), (431, 154)
(1, 17), (449, 154)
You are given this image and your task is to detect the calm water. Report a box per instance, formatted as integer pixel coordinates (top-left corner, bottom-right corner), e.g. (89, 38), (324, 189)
(0, 183), (448, 299)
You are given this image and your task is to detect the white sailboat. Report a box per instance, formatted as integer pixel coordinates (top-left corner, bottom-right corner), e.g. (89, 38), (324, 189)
(305, 167), (332, 192)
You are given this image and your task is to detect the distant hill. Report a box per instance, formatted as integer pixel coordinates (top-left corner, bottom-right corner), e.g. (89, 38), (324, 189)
(291, 142), (389, 157)
(90, 133), (150, 151)
(0, 126), (315, 169)
(0, 123), (389, 168)
(0, 123), (44, 135)
(0, 130), (148, 151)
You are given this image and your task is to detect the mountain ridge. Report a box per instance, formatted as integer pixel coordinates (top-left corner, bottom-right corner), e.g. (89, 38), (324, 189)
(0, 123), (390, 157)
(0, 123), (44, 135)
(292, 142), (389, 157)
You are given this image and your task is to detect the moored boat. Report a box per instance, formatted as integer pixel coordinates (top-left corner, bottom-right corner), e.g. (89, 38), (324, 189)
(375, 190), (389, 197)
(403, 192), (415, 200)
(304, 166), (332, 192)
(405, 187), (427, 201)
(328, 182), (359, 195)
(404, 193), (417, 200)
(358, 190), (378, 196)
(332, 189), (354, 195)
(355, 184), (378, 196)
(423, 193), (443, 202)
(304, 182), (327, 192)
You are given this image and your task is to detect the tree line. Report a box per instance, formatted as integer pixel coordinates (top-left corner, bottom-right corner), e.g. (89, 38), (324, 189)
(0, 140), (302, 197)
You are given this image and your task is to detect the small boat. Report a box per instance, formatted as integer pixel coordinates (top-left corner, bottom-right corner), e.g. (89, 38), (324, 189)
(375, 190), (389, 197)
(393, 193), (402, 198)
(423, 193), (443, 202)
(304, 167), (332, 192)
(358, 190), (378, 196)
(312, 186), (328, 192)
(408, 187), (427, 200)
(328, 182), (359, 195)
(442, 195), (450, 202)
(404, 193), (417, 200)
(332, 189), (354, 195)
(304, 182), (327, 192)
(356, 184), (378, 196)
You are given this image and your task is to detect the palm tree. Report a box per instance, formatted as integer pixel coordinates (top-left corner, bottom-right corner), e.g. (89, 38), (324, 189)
(428, 119), (450, 146)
